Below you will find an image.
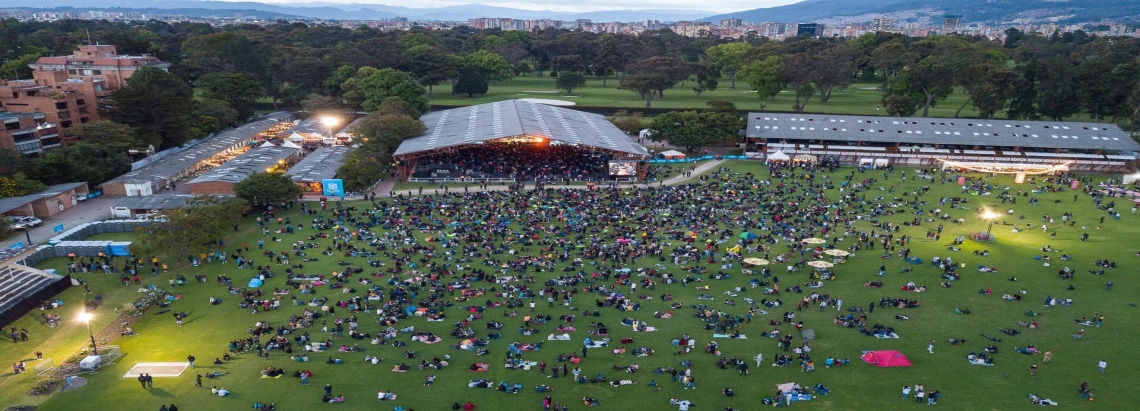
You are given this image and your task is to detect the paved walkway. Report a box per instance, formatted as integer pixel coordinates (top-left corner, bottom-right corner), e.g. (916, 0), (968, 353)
(1, 196), (117, 250)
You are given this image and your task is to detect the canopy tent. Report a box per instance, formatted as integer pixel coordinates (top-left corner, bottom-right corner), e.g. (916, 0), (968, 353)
(248, 278), (264, 288)
(287, 132), (305, 142)
(281, 141), (302, 149)
(766, 150), (790, 164)
(861, 350), (912, 367)
(660, 150), (686, 159)
(258, 141), (276, 148)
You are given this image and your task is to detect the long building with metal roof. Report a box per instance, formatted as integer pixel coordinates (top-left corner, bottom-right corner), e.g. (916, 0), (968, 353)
(287, 146), (352, 189)
(185, 146), (302, 195)
(394, 100), (649, 160)
(102, 112), (293, 196)
(744, 113), (1140, 172)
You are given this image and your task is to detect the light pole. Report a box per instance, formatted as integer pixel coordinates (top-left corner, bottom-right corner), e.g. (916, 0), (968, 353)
(77, 311), (98, 355)
(320, 116), (341, 143)
(981, 210), (999, 241)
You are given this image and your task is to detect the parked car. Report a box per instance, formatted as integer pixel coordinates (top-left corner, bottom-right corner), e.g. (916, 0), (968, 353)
(6, 217), (25, 230)
(19, 216), (42, 227)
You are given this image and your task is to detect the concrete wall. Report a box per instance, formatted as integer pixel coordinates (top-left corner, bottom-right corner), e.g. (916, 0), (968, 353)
(188, 181), (236, 196)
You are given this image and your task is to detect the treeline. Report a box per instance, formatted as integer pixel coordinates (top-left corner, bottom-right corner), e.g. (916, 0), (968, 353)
(1, 18), (1138, 190)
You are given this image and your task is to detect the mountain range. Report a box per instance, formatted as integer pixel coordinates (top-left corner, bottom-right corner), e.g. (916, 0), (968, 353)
(703, 0), (1140, 25)
(0, 0), (717, 22)
(4, 0), (1138, 24)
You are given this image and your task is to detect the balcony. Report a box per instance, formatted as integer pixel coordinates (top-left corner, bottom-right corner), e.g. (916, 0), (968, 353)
(16, 140), (41, 154)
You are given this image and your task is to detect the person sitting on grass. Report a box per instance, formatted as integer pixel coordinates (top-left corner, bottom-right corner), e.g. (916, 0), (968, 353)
(582, 397), (600, 406)
(722, 388), (735, 397)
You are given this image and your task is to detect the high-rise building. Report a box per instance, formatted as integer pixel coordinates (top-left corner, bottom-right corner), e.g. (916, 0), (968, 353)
(719, 18), (742, 28)
(872, 17), (894, 31)
(943, 15), (963, 30)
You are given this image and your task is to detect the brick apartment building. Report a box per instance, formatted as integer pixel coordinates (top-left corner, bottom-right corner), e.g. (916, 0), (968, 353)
(0, 112), (60, 155)
(0, 44), (169, 152)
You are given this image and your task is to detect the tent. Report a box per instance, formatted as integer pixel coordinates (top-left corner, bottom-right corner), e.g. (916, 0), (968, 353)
(259, 141), (277, 148)
(860, 350), (912, 367)
(739, 232), (759, 240)
(248, 278), (264, 288)
(766, 150), (790, 164)
(661, 150), (686, 160)
(281, 141), (302, 149)
(287, 132), (305, 142)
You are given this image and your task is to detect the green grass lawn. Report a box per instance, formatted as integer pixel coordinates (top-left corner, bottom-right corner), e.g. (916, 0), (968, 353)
(4, 162), (1137, 410)
(429, 77), (979, 117)
(82, 233), (141, 242)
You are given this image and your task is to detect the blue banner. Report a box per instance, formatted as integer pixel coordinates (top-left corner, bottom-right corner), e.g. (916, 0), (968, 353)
(321, 179), (345, 197)
(53, 224), (65, 233)
(648, 155), (751, 164)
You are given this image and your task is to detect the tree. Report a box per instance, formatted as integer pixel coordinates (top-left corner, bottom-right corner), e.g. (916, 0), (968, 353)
(556, 72), (586, 95)
(180, 32), (266, 80)
(102, 66), (194, 148)
(648, 111), (743, 153)
(621, 57), (690, 108)
(463, 50), (514, 83)
(132, 196), (249, 260)
(372, 97), (423, 118)
(0, 173), (46, 198)
(705, 100), (737, 113)
(349, 113), (427, 154)
(301, 93), (344, 114)
(404, 45), (452, 97)
(65, 120), (142, 152)
(234, 172), (302, 205)
(1034, 57), (1080, 121)
(606, 110), (645, 136)
(196, 72), (264, 120)
(962, 65), (1022, 119)
(880, 77), (925, 117)
(691, 61), (720, 99)
(811, 46), (855, 104)
(454, 66), (489, 97)
(337, 149), (389, 191)
(31, 143), (133, 186)
(356, 68), (430, 114)
(705, 42), (751, 89)
(780, 54), (817, 112)
(0, 47), (47, 80)
(740, 56), (785, 109)
(189, 99), (240, 138)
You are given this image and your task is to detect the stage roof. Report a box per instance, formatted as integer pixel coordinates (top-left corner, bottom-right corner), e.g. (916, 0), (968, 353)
(745, 113), (1140, 152)
(395, 100), (650, 159)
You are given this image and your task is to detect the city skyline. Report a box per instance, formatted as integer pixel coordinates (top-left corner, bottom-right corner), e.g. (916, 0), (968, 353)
(212, 0), (799, 13)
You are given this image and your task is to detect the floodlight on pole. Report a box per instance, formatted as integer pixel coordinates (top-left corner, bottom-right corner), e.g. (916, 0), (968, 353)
(320, 116), (341, 140)
(78, 311), (98, 355)
(981, 209), (1000, 237)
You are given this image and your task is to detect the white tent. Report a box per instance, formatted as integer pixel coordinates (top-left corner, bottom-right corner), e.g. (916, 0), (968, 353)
(281, 141), (302, 149)
(287, 132), (305, 142)
(765, 150), (790, 164)
(259, 141), (277, 148)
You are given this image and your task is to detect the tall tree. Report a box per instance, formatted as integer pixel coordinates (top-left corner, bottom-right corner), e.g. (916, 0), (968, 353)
(102, 66), (193, 148)
(234, 171), (302, 204)
(132, 196), (249, 260)
(705, 42), (751, 89)
(963, 66), (1023, 119)
(811, 45), (856, 103)
(691, 61), (720, 99)
(356, 68), (430, 113)
(453, 66), (489, 97)
(31, 143), (132, 185)
(1034, 57), (1080, 121)
(463, 50), (514, 83)
(180, 31), (265, 80)
(64, 120), (142, 152)
(648, 111), (743, 153)
(196, 72), (264, 120)
(780, 53), (817, 112)
(556, 72), (586, 95)
(740, 56), (785, 109)
(404, 45), (452, 97)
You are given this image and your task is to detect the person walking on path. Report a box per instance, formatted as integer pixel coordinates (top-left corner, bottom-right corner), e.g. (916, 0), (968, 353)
(1043, 351), (1053, 362)
(138, 374), (147, 389)
(1030, 364), (1038, 377)
(755, 353), (764, 366)
(145, 373), (154, 388)
(195, 374), (203, 388)
(187, 355), (195, 368)
(902, 386), (911, 399)
(928, 340), (935, 354)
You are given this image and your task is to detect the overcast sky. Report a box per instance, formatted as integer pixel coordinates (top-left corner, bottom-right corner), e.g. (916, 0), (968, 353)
(241, 0), (803, 13)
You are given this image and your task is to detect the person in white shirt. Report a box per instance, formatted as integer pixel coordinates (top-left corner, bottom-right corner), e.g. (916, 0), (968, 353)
(670, 399), (692, 410)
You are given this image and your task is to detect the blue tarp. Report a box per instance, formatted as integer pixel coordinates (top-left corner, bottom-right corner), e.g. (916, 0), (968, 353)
(248, 278), (264, 288)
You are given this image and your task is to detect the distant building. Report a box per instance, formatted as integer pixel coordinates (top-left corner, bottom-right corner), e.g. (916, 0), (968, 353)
(943, 15), (963, 30)
(796, 23), (823, 37)
(719, 18), (742, 28)
(872, 17), (894, 31)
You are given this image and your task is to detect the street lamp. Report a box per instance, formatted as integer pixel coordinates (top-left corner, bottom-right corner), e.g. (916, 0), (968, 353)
(77, 311), (98, 355)
(320, 116), (341, 140)
(981, 209), (1000, 240)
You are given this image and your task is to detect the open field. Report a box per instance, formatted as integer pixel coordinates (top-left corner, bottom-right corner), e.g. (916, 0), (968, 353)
(2, 161), (1137, 410)
(428, 77), (979, 117)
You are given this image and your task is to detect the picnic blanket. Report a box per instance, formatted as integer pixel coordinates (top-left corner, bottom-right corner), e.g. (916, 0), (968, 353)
(469, 364), (490, 372)
(547, 334), (572, 341)
(584, 341), (608, 348)
(802, 329), (816, 340)
(874, 332), (900, 339)
(505, 361), (538, 369)
(712, 334), (748, 339)
(632, 327), (657, 332)
(260, 374), (282, 379)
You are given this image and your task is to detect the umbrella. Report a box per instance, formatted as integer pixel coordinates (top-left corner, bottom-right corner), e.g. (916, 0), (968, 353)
(823, 249), (850, 257)
(807, 261), (834, 268)
(743, 258), (770, 265)
(739, 232), (759, 240)
(802, 238), (827, 244)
